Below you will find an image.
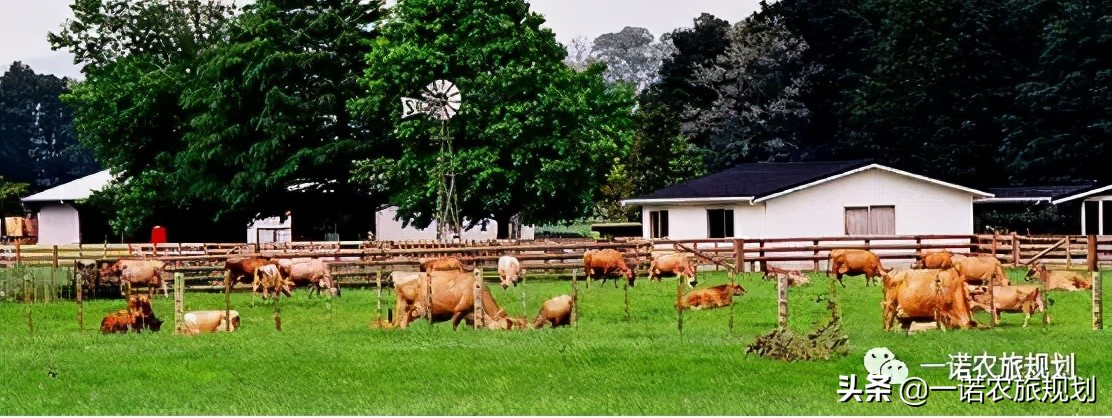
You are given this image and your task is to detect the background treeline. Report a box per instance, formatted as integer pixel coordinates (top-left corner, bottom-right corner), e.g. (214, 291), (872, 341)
(2, 0), (1108, 240)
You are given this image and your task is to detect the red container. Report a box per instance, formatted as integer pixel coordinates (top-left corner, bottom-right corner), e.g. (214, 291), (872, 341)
(150, 225), (168, 244)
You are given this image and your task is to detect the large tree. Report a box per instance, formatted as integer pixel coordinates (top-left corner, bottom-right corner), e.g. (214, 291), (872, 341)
(179, 0), (387, 239)
(589, 27), (673, 92)
(351, 0), (635, 237)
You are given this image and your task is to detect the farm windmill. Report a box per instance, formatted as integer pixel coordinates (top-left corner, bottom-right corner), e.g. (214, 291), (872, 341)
(400, 80), (463, 241)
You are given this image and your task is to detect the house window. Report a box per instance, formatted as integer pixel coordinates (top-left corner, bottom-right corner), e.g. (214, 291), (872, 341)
(845, 206), (895, 235)
(649, 210), (669, 238)
(707, 209), (734, 238)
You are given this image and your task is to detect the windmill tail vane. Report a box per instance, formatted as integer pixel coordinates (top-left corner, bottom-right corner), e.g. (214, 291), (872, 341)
(400, 80), (462, 121)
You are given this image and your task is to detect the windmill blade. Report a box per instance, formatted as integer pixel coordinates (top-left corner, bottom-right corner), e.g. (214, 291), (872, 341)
(400, 97), (428, 119)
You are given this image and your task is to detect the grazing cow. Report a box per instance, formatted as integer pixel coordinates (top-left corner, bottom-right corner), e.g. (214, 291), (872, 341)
(99, 259), (169, 297)
(420, 257), (467, 273)
(393, 270), (523, 329)
(497, 256), (523, 289)
(1025, 263), (1091, 291)
(583, 249), (636, 287)
(952, 256), (1011, 286)
(182, 310), (241, 334)
(828, 249), (891, 287)
(532, 294), (574, 329)
(881, 269), (976, 331)
(279, 259), (339, 297)
(677, 283), (747, 310)
(915, 251), (954, 269)
(763, 265), (810, 287)
(252, 264), (293, 299)
(648, 253), (697, 287)
(967, 285), (1047, 327)
(225, 257), (278, 286)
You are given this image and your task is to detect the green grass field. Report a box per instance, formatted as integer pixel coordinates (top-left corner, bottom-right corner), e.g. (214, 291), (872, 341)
(0, 269), (1108, 415)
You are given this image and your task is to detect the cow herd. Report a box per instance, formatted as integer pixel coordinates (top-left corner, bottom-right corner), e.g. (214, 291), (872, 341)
(94, 247), (1093, 335)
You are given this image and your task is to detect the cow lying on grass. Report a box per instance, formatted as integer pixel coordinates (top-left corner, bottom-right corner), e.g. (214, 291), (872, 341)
(1025, 263), (1091, 291)
(100, 290), (163, 334)
(677, 283), (746, 310)
(763, 265), (810, 287)
(183, 310), (240, 334)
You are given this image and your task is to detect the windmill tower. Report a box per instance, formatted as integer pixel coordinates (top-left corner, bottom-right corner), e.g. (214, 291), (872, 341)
(401, 80), (463, 241)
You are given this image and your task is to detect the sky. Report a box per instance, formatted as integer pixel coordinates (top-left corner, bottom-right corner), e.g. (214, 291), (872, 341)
(0, 0), (765, 80)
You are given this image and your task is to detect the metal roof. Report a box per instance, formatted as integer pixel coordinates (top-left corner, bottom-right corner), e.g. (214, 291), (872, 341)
(21, 170), (113, 202)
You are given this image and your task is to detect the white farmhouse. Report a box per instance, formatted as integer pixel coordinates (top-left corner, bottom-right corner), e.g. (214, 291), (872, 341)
(621, 160), (993, 240)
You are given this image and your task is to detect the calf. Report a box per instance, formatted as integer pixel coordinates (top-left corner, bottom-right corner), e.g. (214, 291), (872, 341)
(497, 256), (523, 289)
(1025, 263), (1091, 291)
(828, 249), (891, 287)
(648, 253), (697, 287)
(583, 249), (636, 287)
(183, 310), (241, 334)
(763, 265), (809, 287)
(532, 294), (573, 329)
(678, 283), (747, 310)
(967, 285), (1047, 327)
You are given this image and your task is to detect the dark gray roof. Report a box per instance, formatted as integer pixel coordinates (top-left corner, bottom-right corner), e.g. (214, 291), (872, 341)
(630, 160), (874, 200)
(983, 184), (1096, 200)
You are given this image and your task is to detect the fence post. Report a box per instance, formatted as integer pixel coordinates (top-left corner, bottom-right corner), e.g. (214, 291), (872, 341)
(75, 262), (84, 331)
(376, 269), (383, 325)
(427, 272), (434, 327)
(1066, 236), (1073, 268)
(728, 276), (735, 335)
(1088, 235), (1098, 272)
(676, 273), (684, 336)
(813, 240), (820, 272)
(1011, 232), (1020, 266)
(738, 238), (746, 273)
(624, 283), (631, 323)
(758, 240), (767, 273)
(1094, 272), (1103, 331)
(174, 273), (185, 334)
(572, 269), (579, 329)
(777, 271), (788, 329)
(987, 277), (996, 329)
(274, 292), (282, 331)
(473, 267), (484, 329)
(991, 231), (998, 259)
(225, 270), (232, 332)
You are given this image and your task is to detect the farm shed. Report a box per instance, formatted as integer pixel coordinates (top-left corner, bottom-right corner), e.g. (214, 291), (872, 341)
(373, 206), (535, 241)
(621, 160), (993, 240)
(20, 169), (113, 245)
(973, 184), (1093, 235)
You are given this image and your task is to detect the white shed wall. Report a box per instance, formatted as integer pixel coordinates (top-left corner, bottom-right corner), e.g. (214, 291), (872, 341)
(36, 203), (80, 245)
(375, 206), (534, 241)
(247, 216), (293, 244)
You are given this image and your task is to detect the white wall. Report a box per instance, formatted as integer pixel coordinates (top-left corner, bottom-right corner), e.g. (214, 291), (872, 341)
(639, 168), (976, 240)
(36, 203), (80, 245)
(375, 206), (535, 241)
(247, 216), (292, 243)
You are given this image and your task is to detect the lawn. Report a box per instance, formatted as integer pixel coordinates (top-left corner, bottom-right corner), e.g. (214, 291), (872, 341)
(0, 268), (1108, 415)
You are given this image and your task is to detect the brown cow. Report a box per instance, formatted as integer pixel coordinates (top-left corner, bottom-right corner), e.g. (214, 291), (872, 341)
(915, 251), (954, 269)
(967, 285), (1047, 327)
(393, 270), (523, 329)
(99, 259), (169, 297)
(278, 259), (339, 297)
(648, 253), (697, 287)
(252, 264), (292, 299)
(1025, 263), (1091, 291)
(100, 290), (161, 334)
(763, 265), (810, 287)
(828, 249), (891, 287)
(100, 310), (136, 334)
(182, 310), (241, 334)
(532, 294), (574, 329)
(583, 249), (636, 287)
(953, 256), (1010, 286)
(225, 257), (278, 286)
(420, 257), (468, 273)
(677, 283), (746, 310)
(881, 269), (976, 331)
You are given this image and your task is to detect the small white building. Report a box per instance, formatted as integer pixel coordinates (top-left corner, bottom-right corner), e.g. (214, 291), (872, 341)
(247, 215), (292, 244)
(621, 160), (993, 240)
(374, 206), (534, 241)
(20, 170), (113, 245)
(976, 184), (1112, 235)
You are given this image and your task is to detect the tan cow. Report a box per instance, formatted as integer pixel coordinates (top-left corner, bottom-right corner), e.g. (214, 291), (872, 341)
(1025, 263), (1091, 291)
(967, 285), (1047, 327)
(497, 255), (523, 289)
(532, 294), (574, 329)
(677, 283), (747, 310)
(252, 264), (292, 299)
(648, 253), (697, 287)
(829, 249), (891, 287)
(952, 255), (1010, 286)
(99, 259), (169, 297)
(915, 251), (954, 269)
(182, 310), (241, 334)
(583, 248), (636, 287)
(881, 269), (977, 331)
(393, 270), (523, 329)
(278, 259), (339, 296)
(225, 257), (279, 285)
